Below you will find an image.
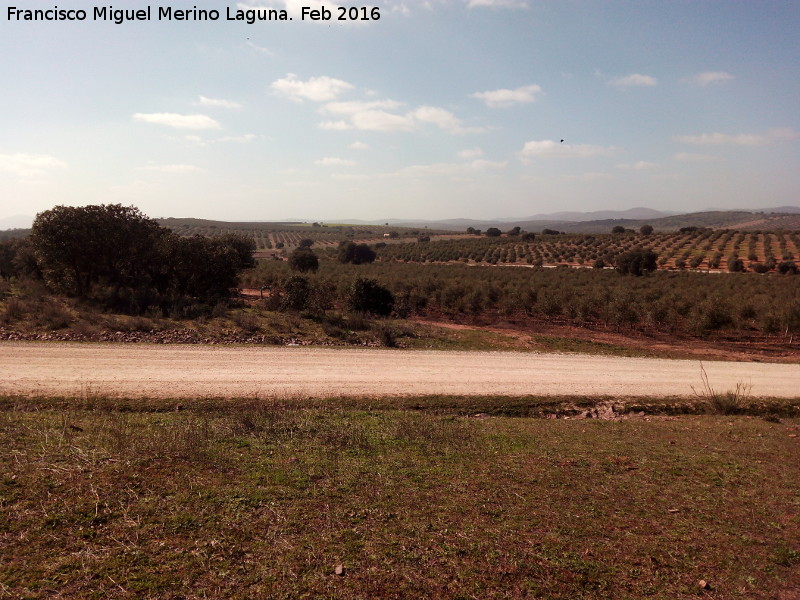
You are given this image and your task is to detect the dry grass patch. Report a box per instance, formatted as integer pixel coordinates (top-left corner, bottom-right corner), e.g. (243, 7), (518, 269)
(0, 401), (798, 598)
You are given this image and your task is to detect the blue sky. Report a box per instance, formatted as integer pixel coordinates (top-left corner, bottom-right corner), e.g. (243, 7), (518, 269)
(1, 0), (799, 223)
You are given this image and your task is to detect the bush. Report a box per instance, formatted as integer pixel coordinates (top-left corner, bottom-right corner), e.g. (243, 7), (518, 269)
(485, 227), (502, 238)
(347, 278), (394, 316)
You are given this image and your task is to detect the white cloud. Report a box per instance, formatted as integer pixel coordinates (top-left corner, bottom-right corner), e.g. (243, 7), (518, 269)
(245, 39), (274, 55)
(411, 105), (479, 134)
(319, 120), (352, 131)
(351, 109), (417, 132)
(398, 159), (506, 177)
(331, 173), (370, 181)
(519, 139), (615, 159)
(467, 0), (528, 7)
(315, 157), (357, 166)
(321, 99), (404, 116)
(674, 128), (800, 146)
(133, 113), (221, 130)
(182, 135), (208, 146)
(138, 164), (201, 173)
(616, 161), (656, 170)
(348, 141), (369, 150)
(390, 3), (410, 15)
(609, 73), (658, 87)
(271, 73), (354, 103)
(0, 153), (66, 177)
(319, 100), (480, 134)
(674, 152), (718, 162)
(580, 172), (614, 181)
(471, 84), (542, 108)
(321, 100), (414, 131)
(468, 159), (506, 170)
(196, 96), (242, 109)
(689, 71), (734, 86)
(458, 147), (484, 159)
(219, 134), (257, 143)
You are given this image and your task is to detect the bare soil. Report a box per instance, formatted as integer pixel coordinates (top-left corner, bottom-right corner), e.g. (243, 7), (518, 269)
(412, 316), (800, 363)
(1, 341), (798, 399)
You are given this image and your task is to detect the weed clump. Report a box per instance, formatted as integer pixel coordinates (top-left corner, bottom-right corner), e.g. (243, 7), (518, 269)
(691, 363), (752, 415)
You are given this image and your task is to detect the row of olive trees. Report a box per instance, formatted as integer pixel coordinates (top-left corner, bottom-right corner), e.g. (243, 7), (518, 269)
(2, 204), (255, 313)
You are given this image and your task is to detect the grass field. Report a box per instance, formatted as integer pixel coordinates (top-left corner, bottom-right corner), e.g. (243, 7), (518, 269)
(1, 395), (798, 599)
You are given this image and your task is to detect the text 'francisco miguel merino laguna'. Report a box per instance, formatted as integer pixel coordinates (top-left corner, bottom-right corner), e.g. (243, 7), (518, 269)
(7, 5), (381, 24)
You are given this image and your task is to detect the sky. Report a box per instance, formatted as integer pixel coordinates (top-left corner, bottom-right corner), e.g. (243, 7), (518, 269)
(1, 0), (799, 224)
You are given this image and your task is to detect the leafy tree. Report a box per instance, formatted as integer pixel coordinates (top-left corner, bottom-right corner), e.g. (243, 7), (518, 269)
(337, 241), (356, 263)
(778, 261), (798, 275)
(280, 275), (310, 311)
(639, 224), (654, 236)
(0, 239), (19, 279)
(507, 226), (521, 236)
(541, 228), (561, 235)
(30, 204), (164, 297)
(611, 225), (626, 234)
(288, 247), (319, 273)
(728, 257), (745, 272)
(347, 277), (394, 316)
(162, 234), (254, 300)
(614, 248), (658, 276)
(521, 232), (536, 242)
(298, 238), (314, 248)
(485, 227), (502, 237)
(29, 204), (255, 308)
(338, 241), (376, 264)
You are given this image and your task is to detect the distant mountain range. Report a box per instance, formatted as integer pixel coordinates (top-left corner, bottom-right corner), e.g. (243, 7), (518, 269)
(2, 206), (799, 234)
(370, 206), (800, 232)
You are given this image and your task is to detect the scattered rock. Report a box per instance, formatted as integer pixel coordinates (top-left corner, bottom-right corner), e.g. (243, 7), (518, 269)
(334, 564), (345, 576)
(698, 579), (712, 590)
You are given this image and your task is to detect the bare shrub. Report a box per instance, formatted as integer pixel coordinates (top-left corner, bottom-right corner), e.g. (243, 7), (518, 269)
(691, 363), (751, 415)
(231, 310), (261, 333)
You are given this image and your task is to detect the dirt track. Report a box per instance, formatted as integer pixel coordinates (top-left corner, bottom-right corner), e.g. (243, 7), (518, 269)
(1, 342), (798, 399)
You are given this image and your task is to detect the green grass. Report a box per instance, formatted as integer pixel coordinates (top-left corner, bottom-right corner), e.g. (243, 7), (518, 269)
(1, 396), (799, 598)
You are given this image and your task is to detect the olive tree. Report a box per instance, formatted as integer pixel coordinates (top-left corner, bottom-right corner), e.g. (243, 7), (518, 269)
(288, 247), (319, 273)
(614, 248), (658, 276)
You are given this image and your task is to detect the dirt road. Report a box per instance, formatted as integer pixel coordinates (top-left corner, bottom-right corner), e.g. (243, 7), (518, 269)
(1, 342), (798, 399)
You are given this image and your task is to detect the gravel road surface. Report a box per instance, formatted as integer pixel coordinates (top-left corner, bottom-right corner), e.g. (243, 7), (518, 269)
(1, 342), (798, 399)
